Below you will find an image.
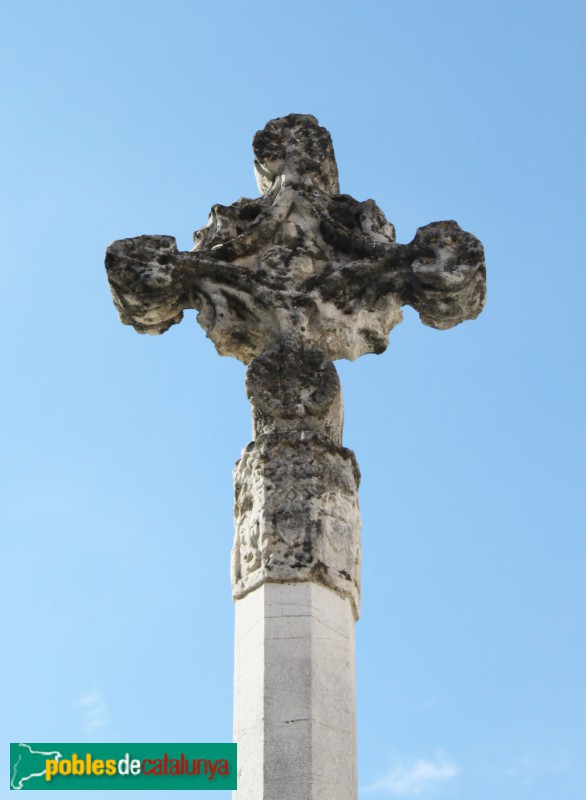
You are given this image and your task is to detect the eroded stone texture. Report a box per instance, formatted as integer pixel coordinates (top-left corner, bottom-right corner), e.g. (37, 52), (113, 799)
(106, 114), (486, 364)
(245, 339), (343, 442)
(232, 430), (361, 618)
(105, 113), (487, 613)
(252, 113), (340, 195)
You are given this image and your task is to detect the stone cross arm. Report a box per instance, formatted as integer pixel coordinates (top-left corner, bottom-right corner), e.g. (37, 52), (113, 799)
(106, 114), (486, 364)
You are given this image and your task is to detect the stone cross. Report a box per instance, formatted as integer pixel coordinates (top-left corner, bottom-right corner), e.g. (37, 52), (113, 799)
(106, 113), (486, 800)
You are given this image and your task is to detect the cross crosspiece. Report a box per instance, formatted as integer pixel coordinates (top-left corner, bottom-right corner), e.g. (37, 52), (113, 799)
(106, 114), (486, 800)
(107, 115), (484, 363)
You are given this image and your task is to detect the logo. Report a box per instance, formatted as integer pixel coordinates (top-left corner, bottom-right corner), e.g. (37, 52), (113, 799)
(10, 743), (236, 790)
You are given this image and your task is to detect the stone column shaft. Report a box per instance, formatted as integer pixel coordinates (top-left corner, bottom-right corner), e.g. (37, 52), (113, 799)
(233, 582), (357, 800)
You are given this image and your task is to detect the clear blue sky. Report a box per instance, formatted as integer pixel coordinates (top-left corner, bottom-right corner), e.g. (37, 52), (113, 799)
(2, 1), (585, 797)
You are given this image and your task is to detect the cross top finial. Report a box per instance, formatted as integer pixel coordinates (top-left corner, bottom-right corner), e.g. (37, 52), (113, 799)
(253, 114), (340, 195)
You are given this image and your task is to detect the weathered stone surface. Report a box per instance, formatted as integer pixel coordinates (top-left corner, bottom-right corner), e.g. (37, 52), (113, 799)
(232, 430), (361, 619)
(252, 113), (340, 195)
(105, 113), (486, 612)
(106, 114), (486, 364)
(245, 339), (343, 443)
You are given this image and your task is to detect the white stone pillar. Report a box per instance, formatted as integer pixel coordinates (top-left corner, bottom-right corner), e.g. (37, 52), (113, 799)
(233, 582), (356, 800)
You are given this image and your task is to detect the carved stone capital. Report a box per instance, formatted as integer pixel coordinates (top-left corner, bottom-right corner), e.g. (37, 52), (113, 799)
(231, 431), (361, 619)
